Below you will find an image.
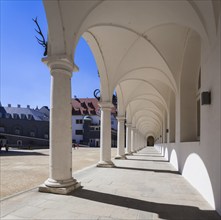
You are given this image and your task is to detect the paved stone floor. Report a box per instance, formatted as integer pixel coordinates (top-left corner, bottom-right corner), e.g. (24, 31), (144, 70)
(0, 147), (116, 198)
(1, 147), (220, 219)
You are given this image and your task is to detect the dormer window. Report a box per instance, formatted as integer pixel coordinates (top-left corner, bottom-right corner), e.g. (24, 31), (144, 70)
(28, 114), (33, 120)
(6, 113), (12, 119)
(13, 114), (19, 119)
(21, 114), (27, 120)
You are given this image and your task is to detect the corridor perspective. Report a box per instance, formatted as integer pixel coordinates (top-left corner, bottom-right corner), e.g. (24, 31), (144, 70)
(1, 147), (220, 219)
(30, 0), (221, 218)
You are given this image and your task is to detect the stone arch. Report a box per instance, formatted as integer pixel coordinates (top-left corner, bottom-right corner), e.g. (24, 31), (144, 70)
(72, 0), (211, 59)
(82, 31), (111, 102)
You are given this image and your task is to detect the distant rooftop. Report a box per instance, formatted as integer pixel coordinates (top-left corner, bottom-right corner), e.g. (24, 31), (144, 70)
(71, 98), (116, 116)
(0, 104), (49, 121)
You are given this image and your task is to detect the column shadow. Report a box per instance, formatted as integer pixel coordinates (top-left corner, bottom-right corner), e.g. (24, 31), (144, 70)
(126, 158), (168, 163)
(115, 166), (180, 174)
(0, 150), (48, 157)
(133, 154), (164, 157)
(70, 188), (220, 220)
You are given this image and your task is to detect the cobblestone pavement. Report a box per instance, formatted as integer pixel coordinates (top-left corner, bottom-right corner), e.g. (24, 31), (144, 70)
(0, 147), (117, 198)
(1, 147), (220, 219)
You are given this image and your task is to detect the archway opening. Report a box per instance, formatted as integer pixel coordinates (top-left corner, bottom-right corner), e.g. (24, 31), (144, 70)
(147, 136), (154, 146)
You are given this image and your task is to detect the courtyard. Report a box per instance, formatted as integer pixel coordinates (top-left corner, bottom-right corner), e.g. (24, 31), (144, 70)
(1, 147), (220, 219)
(0, 147), (117, 198)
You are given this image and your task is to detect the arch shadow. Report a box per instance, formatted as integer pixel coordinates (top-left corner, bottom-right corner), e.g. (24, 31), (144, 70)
(182, 153), (215, 209)
(170, 149), (179, 171)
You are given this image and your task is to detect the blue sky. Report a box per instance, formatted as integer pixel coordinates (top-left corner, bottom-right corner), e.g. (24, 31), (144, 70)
(0, 0), (99, 108)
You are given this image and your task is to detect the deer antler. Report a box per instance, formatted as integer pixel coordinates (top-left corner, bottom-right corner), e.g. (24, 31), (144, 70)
(33, 17), (47, 56)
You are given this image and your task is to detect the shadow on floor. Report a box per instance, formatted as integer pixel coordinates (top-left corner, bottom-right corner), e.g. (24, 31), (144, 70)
(71, 188), (220, 220)
(115, 166), (180, 175)
(0, 150), (48, 157)
(133, 154), (164, 157)
(126, 158), (168, 163)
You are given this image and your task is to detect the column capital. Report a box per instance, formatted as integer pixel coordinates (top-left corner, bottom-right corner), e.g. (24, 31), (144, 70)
(131, 126), (136, 131)
(125, 123), (132, 127)
(98, 102), (114, 110)
(116, 116), (125, 121)
(42, 54), (79, 77)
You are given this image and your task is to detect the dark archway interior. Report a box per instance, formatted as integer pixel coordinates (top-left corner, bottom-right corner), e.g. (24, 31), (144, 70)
(147, 136), (154, 146)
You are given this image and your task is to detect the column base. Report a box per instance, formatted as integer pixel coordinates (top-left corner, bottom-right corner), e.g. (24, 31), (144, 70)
(125, 152), (132, 156)
(39, 178), (81, 195)
(115, 155), (126, 159)
(97, 161), (115, 168)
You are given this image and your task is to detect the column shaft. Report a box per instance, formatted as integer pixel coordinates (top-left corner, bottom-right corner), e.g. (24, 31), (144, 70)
(131, 127), (136, 153)
(115, 117), (125, 159)
(39, 56), (80, 194)
(126, 124), (132, 154)
(97, 102), (115, 167)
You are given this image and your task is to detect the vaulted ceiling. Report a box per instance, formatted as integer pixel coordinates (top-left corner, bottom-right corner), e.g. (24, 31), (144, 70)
(43, 0), (218, 139)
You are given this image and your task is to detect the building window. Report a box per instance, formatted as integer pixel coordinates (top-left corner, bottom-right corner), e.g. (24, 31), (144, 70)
(0, 127), (5, 133)
(17, 140), (22, 146)
(30, 131), (35, 137)
(75, 130), (83, 135)
(76, 119), (83, 124)
(15, 128), (20, 135)
(198, 68), (201, 90)
(44, 134), (49, 139)
(196, 69), (201, 140)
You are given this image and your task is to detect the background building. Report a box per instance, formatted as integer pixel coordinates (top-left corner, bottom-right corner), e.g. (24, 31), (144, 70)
(0, 104), (49, 148)
(71, 98), (117, 147)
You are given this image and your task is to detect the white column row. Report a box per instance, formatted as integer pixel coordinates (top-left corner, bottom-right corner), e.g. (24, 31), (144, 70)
(40, 55), (147, 194)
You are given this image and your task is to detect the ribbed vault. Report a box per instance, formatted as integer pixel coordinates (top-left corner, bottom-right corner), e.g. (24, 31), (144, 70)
(43, 0), (216, 141)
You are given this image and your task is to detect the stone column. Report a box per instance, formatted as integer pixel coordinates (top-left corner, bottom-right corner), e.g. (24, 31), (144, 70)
(135, 131), (138, 152)
(115, 116), (125, 159)
(125, 123), (132, 155)
(137, 133), (141, 151)
(39, 56), (80, 194)
(131, 127), (136, 153)
(97, 102), (115, 167)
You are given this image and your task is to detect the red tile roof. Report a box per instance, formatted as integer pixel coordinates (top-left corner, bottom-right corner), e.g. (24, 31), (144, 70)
(71, 98), (116, 116)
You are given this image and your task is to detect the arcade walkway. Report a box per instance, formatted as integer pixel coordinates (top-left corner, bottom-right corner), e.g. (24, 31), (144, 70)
(1, 147), (220, 219)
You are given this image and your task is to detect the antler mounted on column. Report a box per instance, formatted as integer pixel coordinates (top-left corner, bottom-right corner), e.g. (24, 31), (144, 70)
(33, 17), (47, 56)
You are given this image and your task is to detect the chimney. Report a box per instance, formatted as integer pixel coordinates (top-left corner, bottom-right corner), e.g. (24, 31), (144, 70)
(17, 104), (21, 108)
(27, 105), (30, 108)
(8, 104), (11, 107)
